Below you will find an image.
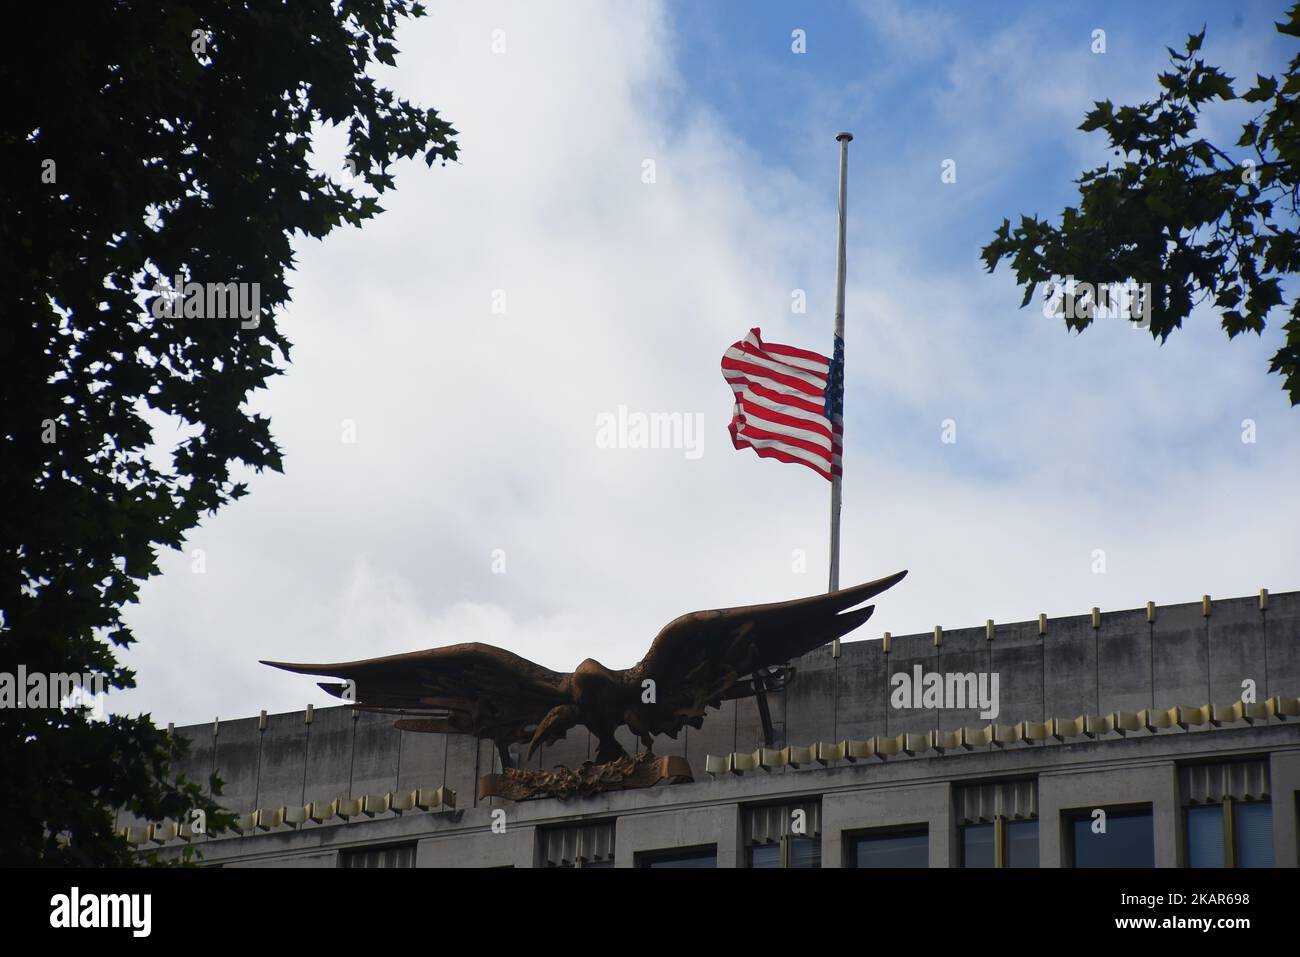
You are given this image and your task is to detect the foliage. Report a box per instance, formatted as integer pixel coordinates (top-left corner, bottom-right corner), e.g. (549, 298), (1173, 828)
(982, 8), (1300, 404)
(0, 0), (457, 864)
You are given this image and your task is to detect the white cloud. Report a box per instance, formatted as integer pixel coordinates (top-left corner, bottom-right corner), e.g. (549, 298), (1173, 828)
(113, 1), (1300, 726)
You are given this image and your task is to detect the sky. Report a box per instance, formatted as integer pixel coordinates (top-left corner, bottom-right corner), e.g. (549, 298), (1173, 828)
(113, 0), (1300, 726)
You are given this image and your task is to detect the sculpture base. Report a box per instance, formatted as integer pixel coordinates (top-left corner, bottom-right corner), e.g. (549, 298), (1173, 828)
(478, 752), (693, 802)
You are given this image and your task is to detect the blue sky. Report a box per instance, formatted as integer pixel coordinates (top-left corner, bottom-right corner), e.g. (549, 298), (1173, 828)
(661, 0), (1298, 478)
(114, 1), (1300, 725)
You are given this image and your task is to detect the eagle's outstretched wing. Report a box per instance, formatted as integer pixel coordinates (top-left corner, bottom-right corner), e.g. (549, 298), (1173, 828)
(624, 570), (907, 734)
(260, 643), (569, 745)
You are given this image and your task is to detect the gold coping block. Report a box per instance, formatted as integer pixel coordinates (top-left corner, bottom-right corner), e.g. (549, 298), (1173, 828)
(873, 734), (902, 758)
(138, 690), (1300, 838)
(845, 739), (876, 760)
(1037, 614), (1047, 636)
(1091, 607), (1100, 629)
(701, 696), (1300, 775)
(930, 729), (962, 751)
(390, 789), (418, 813)
(1176, 705), (1212, 728)
(933, 626), (942, 647)
(732, 751), (760, 773)
(135, 785), (467, 844)
(986, 619), (995, 641)
(148, 821), (178, 843)
(902, 733), (928, 754)
(362, 793), (391, 816)
(416, 786), (456, 810)
(786, 745), (814, 766)
(254, 806), (285, 830)
(1111, 711), (1144, 734)
(1050, 716), (1087, 740)
(760, 747), (789, 769)
(307, 799), (337, 823)
(816, 741), (847, 763)
(1020, 720), (1050, 742)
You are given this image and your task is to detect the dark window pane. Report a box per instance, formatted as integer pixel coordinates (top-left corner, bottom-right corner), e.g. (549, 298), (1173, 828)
(640, 848), (716, 868)
(1005, 820), (1039, 868)
(961, 823), (995, 868)
(749, 844), (781, 869)
(852, 830), (927, 868)
(1234, 802), (1273, 868)
(1071, 810), (1154, 868)
(1185, 805), (1224, 868)
(339, 842), (416, 868)
(789, 836), (821, 869)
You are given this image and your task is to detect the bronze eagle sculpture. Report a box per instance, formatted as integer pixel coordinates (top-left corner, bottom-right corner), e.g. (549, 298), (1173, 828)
(261, 570), (906, 766)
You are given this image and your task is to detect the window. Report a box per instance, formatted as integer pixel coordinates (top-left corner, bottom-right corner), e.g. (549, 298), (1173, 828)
(744, 800), (821, 869)
(636, 846), (717, 868)
(1181, 759), (1273, 868)
(1233, 801), (1273, 868)
(956, 780), (1038, 868)
(1006, 820), (1039, 868)
(538, 820), (614, 868)
(1068, 807), (1154, 868)
(847, 828), (928, 868)
(1185, 804), (1225, 867)
(339, 842), (416, 868)
(1186, 801), (1273, 867)
(960, 822), (995, 868)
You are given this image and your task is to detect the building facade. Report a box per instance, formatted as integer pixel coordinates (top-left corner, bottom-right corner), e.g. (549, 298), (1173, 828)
(128, 589), (1300, 867)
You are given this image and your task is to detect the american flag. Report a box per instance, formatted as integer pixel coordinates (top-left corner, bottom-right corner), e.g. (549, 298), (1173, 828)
(721, 328), (844, 481)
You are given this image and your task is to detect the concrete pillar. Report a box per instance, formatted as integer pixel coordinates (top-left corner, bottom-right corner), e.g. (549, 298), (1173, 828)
(821, 782), (952, 868)
(613, 804), (741, 867)
(1270, 750), (1300, 868)
(1038, 762), (1179, 867)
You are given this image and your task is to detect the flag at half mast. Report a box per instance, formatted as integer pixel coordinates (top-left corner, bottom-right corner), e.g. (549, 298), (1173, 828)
(721, 328), (844, 481)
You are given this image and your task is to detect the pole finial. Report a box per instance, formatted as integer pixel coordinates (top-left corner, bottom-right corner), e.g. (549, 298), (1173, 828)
(836, 132), (854, 142)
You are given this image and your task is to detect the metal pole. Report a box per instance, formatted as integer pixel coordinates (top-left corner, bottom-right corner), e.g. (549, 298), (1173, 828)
(828, 132), (851, 593)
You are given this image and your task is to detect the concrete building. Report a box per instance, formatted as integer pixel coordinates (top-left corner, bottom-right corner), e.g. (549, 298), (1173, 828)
(127, 589), (1300, 867)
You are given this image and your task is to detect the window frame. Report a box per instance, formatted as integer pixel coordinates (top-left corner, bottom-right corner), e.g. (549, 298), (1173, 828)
(1065, 803), (1155, 869)
(742, 799), (822, 869)
(1184, 796), (1273, 868)
(843, 823), (930, 869)
(634, 844), (718, 869)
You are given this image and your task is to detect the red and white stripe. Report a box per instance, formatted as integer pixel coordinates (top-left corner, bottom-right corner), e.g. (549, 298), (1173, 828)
(721, 328), (843, 481)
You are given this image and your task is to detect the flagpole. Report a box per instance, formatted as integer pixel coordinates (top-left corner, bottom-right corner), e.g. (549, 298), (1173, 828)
(828, 132), (851, 594)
